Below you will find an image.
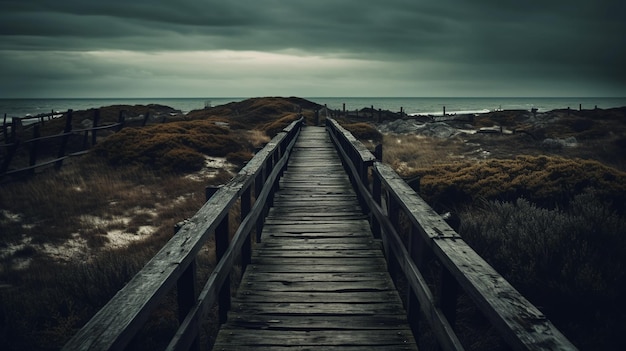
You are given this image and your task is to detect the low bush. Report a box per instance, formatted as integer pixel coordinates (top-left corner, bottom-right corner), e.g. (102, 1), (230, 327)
(226, 151), (253, 166)
(93, 121), (242, 173)
(459, 192), (626, 350)
(261, 113), (300, 137)
(340, 122), (383, 143)
(409, 155), (626, 211)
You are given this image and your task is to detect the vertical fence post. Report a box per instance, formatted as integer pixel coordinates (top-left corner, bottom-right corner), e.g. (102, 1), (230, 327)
(371, 170), (382, 239)
(92, 109), (100, 146)
(2, 114), (7, 140)
(142, 110), (150, 127)
(55, 110), (73, 169)
(439, 269), (459, 328)
(406, 226), (427, 340)
(255, 169), (265, 243)
(240, 186), (252, 270)
(174, 221), (199, 351)
(208, 185), (231, 324)
(29, 124), (40, 175)
(386, 196), (401, 285)
(1, 118), (19, 173)
(117, 110), (125, 131)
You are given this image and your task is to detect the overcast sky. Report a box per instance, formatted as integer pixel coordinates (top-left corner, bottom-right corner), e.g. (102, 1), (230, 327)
(1, 0), (624, 98)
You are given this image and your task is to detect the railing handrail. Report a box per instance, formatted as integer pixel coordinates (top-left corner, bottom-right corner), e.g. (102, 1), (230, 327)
(62, 117), (304, 351)
(325, 117), (577, 351)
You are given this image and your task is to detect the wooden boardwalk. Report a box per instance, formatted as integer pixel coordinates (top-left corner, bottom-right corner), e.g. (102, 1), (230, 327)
(212, 126), (418, 350)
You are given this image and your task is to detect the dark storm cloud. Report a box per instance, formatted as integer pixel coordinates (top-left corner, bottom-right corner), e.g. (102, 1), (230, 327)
(1, 0), (624, 96)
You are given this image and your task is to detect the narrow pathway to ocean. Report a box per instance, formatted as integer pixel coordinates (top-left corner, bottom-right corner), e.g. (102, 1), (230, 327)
(211, 126), (418, 350)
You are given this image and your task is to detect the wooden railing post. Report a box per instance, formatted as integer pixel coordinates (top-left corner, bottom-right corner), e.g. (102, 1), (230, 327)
(207, 185), (231, 324)
(174, 219), (199, 351)
(55, 110), (73, 169)
(1, 119), (18, 173)
(117, 110), (125, 131)
(386, 196), (401, 284)
(2, 113), (7, 141)
(240, 186), (252, 270)
(92, 109), (100, 146)
(439, 269), (459, 328)
(406, 226), (427, 340)
(255, 170), (265, 243)
(371, 171), (382, 239)
(142, 110), (150, 127)
(29, 124), (40, 175)
(267, 156), (276, 208)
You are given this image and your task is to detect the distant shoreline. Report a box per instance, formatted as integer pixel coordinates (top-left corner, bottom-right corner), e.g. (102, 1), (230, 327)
(2, 96), (626, 120)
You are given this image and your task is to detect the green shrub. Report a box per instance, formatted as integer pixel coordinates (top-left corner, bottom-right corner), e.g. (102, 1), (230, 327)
(459, 192), (626, 350)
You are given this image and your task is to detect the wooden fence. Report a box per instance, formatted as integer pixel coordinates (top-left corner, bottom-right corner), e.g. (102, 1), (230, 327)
(0, 107), (178, 178)
(62, 118), (304, 351)
(0, 109), (125, 177)
(326, 117), (576, 350)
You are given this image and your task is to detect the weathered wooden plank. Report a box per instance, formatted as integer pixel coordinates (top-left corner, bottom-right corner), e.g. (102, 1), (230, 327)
(234, 290), (402, 304)
(214, 329), (415, 347)
(252, 249), (384, 258)
(225, 314), (412, 330)
(213, 346), (417, 351)
(250, 257), (388, 266)
(262, 226), (372, 234)
(230, 302), (405, 315)
(241, 271), (391, 283)
(247, 264), (387, 274)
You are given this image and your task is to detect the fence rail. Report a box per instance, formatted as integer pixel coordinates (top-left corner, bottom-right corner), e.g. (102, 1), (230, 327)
(62, 117), (304, 351)
(325, 117), (576, 351)
(0, 109), (128, 177)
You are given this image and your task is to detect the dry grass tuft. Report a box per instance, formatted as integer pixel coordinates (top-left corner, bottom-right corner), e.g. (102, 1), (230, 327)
(382, 134), (466, 176)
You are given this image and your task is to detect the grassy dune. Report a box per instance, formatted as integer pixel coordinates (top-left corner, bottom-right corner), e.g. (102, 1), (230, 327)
(0, 97), (322, 350)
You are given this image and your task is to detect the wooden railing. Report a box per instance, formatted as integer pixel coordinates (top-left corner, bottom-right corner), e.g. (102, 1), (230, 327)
(62, 117), (304, 351)
(326, 117), (577, 351)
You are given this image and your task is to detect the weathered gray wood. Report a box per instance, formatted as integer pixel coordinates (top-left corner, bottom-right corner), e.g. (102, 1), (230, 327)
(212, 126), (418, 351)
(214, 329), (416, 348)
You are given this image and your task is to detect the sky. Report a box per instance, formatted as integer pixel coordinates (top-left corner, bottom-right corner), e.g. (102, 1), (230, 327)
(0, 0), (625, 98)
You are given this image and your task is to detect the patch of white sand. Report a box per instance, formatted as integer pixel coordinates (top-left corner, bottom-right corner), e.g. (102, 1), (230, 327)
(186, 156), (236, 182)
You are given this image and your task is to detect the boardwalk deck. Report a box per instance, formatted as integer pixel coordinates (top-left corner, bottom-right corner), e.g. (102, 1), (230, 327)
(212, 126), (418, 350)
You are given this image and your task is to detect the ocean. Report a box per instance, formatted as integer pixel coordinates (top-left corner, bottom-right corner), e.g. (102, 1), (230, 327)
(1, 97), (626, 120)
